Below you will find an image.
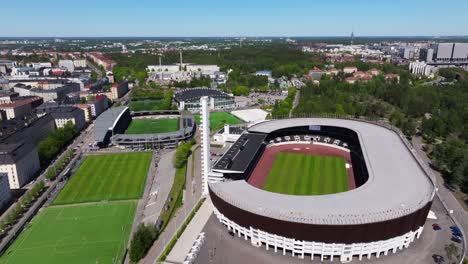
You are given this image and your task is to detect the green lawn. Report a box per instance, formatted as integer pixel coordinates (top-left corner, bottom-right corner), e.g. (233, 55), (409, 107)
(53, 152), (152, 205)
(129, 99), (168, 111)
(125, 118), (179, 134)
(0, 201), (135, 264)
(194, 112), (241, 130)
(263, 153), (348, 195)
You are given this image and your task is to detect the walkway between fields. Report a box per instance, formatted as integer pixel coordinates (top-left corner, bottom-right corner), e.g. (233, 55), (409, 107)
(140, 145), (202, 264)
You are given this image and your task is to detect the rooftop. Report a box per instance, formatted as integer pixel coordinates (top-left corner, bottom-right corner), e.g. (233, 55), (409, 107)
(173, 88), (232, 102)
(212, 133), (266, 173)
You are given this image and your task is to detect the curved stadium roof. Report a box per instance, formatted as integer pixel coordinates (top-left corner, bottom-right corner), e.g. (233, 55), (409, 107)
(209, 118), (435, 225)
(173, 87), (231, 102)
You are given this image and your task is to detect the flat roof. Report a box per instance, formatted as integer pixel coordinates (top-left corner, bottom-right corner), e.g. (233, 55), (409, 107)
(212, 133), (266, 173)
(209, 118), (435, 225)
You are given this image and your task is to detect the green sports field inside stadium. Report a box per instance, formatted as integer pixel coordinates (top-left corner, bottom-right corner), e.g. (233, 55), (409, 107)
(53, 152), (152, 205)
(125, 118), (179, 134)
(262, 153), (348, 195)
(194, 112), (241, 130)
(0, 201), (135, 264)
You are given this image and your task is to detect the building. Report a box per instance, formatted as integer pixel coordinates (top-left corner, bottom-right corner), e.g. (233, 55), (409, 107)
(73, 59), (87, 68)
(0, 96), (43, 120)
(94, 107), (130, 147)
(343, 66), (358, 74)
(0, 173), (12, 210)
(58, 60), (75, 72)
(110, 81), (129, 100)
(345, 77), (358, 84)
(73, 104), (92, 122)
(308, 68), (326, 80)
(209, 118), (434, 263)
(36, 104), (86, 130)
(0, 140), (40, 189)
(13, 82), (80, 103)
(436, 43), (454, 61)
(31, 62), (52, 69)
(173, 88), (236, 111)
(409, 61), (439, 77)
(86, 52), (116, 71)
(385, 74), (400, 83)
(88, 95), (109, 117)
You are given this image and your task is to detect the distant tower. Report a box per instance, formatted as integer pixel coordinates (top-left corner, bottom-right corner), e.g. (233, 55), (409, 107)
(179, 49), (183, 70)
(350, 28), (355, 45)
(200, 96), (211, 196)
(239, 38), (242, 48)
(158, 53), (163, 80)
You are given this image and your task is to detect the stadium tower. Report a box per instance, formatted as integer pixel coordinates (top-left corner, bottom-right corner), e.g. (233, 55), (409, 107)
(200, 96), (210, 195)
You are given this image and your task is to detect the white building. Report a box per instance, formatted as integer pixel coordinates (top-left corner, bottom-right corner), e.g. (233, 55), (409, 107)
(31, 62), (52, 69)
(0, 141), (40, 189)
(0, 173), (12, 209)
(73, 59), (87, 68)
(58, 60), (75, 72)
(409, 61), (439, 77)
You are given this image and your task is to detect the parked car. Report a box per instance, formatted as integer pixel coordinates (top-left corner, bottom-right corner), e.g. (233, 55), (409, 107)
(451, 236), (462, 243)
(432, 223), (441, 231)
(450, 226), (462, 234)
(452, 231), (463, 237)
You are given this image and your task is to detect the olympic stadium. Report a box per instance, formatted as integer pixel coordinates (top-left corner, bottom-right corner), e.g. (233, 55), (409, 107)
(207, 118), (436, 262)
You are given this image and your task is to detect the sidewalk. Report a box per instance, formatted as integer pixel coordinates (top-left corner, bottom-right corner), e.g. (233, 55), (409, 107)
(165, 198), (213, 263)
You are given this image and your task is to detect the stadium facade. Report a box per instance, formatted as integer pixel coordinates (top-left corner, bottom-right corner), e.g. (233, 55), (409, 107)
(207, 118), (435, 262)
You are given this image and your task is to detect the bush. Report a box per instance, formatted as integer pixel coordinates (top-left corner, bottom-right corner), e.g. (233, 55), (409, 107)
(129, 224), (157, 262)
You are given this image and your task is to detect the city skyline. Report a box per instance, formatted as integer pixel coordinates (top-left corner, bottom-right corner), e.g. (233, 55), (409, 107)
(2, 0), (468, 37)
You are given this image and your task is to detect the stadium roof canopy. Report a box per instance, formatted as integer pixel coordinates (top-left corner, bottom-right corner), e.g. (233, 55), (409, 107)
(209, 118), (435, 225)
(173, 87), (232, 102)
(212, 133), (266, 173)
(94, 106), (128, 144)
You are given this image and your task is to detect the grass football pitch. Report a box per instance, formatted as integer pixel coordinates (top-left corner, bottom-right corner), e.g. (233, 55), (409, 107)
(194, 112), (241, 130)
(0, 201), (135, 264)
(53, 152), (152, 205)
(262, 153), (348, 195)
(125, 118), (179, 134)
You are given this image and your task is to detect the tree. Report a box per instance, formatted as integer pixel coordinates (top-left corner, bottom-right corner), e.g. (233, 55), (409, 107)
(129, 224), (157, 262)
(445, 243), (459, 262)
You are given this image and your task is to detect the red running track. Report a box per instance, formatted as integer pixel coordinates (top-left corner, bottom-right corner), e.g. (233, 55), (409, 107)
(247, 143), (356, 191)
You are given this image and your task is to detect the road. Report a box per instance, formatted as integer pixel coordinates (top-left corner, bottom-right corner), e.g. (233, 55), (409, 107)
(412, 136), (468, 258)
(140, 144), (202, 264)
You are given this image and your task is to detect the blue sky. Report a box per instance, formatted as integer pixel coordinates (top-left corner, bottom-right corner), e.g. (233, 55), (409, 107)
(2, 0), (468, 37)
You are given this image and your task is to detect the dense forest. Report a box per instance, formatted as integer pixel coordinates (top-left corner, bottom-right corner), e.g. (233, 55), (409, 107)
(294, 68), (468, 194)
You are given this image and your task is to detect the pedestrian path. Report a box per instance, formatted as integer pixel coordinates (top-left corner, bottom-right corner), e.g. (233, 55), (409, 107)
(165, 198), (213, 263)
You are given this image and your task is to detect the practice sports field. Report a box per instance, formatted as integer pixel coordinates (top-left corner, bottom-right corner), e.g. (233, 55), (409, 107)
(262, 153), (348, 195)
(0, 201), (135, 264)
(125, 118), (179, 134)
(53, 152), (152, 205)
(194, 112), (241, 130)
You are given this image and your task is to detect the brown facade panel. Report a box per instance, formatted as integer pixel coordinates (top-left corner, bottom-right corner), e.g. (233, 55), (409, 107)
(210, 188), (432, 244)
